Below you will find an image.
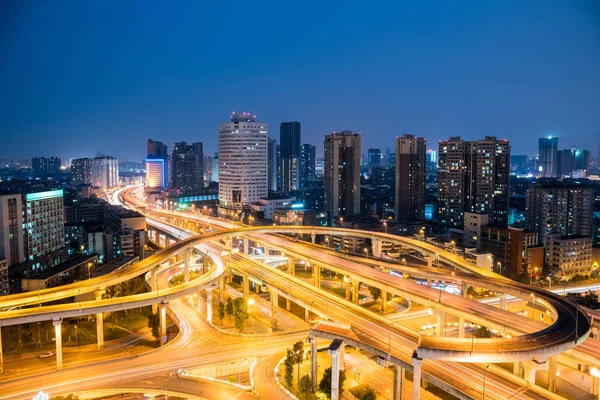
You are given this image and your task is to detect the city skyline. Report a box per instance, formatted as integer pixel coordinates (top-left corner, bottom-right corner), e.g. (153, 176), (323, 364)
(1, 1), (599, 159)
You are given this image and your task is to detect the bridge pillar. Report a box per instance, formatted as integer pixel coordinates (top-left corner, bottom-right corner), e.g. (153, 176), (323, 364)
(219, 276), (225, 303)
(436, 311), (446, 336)
(159, 302), (168, 345)
(352, 281), (360, 304)
(95, 289), (106, 349)
(311, 232), (316, 244)
(592, 376), (600, 399)
(547, 356), (557, 393)
(462, 284), (470, 298)
(310, 335), (318, 392)
(243, 238), (249, 255)
(345, 280), (351, 301)
(270, 291), (278, 330)
(425, 256), (434, 268)
(393, 364), (404, 400)
(380, 290), (387, 314)
(513, 361), (524, 378)
(328, 339), (344, 400)
(305, 307), (310, 323)
(151, 268), (158, 314)
(0, 327), (3, 374)
(286, 298), (291, 311)
(412, 353), (423, 400)
(242, 273), (249, 299)
(287, 256), (295, 275)
(458, 317), (465, 338)
(53, 318), (63, 369)
(523, 360), (544, 385)
(203, 254), (210, 274)
(426, 278), (432, 287)
(206, 290), (213, 324)
(372, 239), (383, 258)
(184, 248), (190, 283)
(499, 294), (507, 310)
(313, 265), (321, 288)
(264, 246), (270, 262)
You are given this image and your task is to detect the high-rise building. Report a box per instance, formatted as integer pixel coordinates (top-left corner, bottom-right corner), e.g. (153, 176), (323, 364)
(525, 184), (593, 242)
(438, 136), (510, 228)
(557, 149), (575, 178)
(212, 153), (219, 183)
(203, 155), (213, 183)
(324, 131), (361, 219)
(574, 149), (591, 172)
(268, 138), (278, 192)
(280, 122), (301, 191)
(171, 142), (203, 193)
(510, 155), (527, 173)
(395, 134), (426, 222)
(146, 139), (169, 190)
(300, 144), (316, 188)
(426, 149), (437, 172)
(0, 194), (24, 266)
(22, 190), (65, 262)
(71, 158), (93, 188)
(538, 137), (558, 178)
(32, 157), (62, 175)
(218, 112), (268, 210)
(91, 156), (119, 189)
(367, 148), (381, 174)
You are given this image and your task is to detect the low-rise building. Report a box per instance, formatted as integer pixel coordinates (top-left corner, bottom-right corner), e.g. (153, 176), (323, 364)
(544, 234), (593, 278)
(21, 254), (98, 291)
(479, 226), (541, 279)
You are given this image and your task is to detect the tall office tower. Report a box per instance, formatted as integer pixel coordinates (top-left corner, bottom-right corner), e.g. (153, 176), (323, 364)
(0, 194), (24, 266)
(438, 136), (510, 228)
(32, 157), (62, 175)
(276, 144), (282, 190)
(171, 142), (203, 193)
(267, 138), (279, 191)
(203, 155), (213, 183)
(280, 122), (301, 191)
(218, 112), (268, 209)
(574, 149), (591, 171)
(300, 144), (316, 188)
(395, 134), (426, 222)
(324, 131), (361, 219)
(526, 184), (593, 242)
(91, 156), (119, 188)
(426, 149), (438, 172)
(557, 149), (575, 178)
(147, 139), (168, 158)
(146, 139), (169, 189)
(22, 190), (65, 261)
(367, 148), (381, 174)
(71, 158), (93, 188)
(538, 136), (558, 177)
(212, 153), (219, 183)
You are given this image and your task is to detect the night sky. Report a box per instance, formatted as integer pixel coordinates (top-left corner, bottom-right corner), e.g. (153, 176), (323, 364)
(1, 1), (599, 160)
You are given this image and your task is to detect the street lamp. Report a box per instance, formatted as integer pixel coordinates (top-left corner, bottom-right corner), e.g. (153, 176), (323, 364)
(383, 222), (387, 234)
(87, 262), (93, 280)
(530, 293), (536, 320)
(402, 258), (406, 266)
(470, 322), (475, 354)
(75, 324), (78, 349)
(364, 248), (369, 260)
(483, 364), (490, 399)
(450, 240), (456, 253)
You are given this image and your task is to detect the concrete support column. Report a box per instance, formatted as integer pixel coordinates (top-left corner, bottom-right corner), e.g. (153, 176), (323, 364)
(311, 336), (318, 392)
(380, 290), (387, 314)
(305, 307), (310, 323)
(313, 265), (321, 288)
(219, 276), (225, 303)
(513, 362), (524, 378)
(286, 298), (291, 311)
(95, 289), (105, 349)
(243, 238), (249, 255)
(499, 294), (507, 310)
(412, 353), (423, 400)
(345, 280), (351, 301)
(311, 232), (316, 244)
(242, 273), (249, 299)
(264, 246), (270, 262)
(202, 254), (209, 274)
(591, 376), (600, 399)
(547, 356), (557, 393)
(372, 239), (382, 258)
(0, 327), (3, 374)
(436, 311), (446, 336)
(328, 340), (344, 400)
(352, 281), (360, 304)
(151, 268), (158, 314)
(393, 365), (404, 400)
(53, 318), (63, 369)
(523, 361), (538, 385)
(287, 257), (295, 275)
(426, 278), (432, 287)
(270, 291), (279, 330)
(425, 256), (434, 268)
(159, 302), (168, 344)
(458, 317), (465, 338)
(184, 248), (190, 283)
(206, 291), (213, 324)
(462, 285), (470, 298)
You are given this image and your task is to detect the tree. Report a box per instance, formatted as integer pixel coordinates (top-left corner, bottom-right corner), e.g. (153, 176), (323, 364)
(475, 326), (492, 338)
(233, 297), (249, 333)
(360, 387), (377, 400)
(319, 367), (346, 398)
(293, 340), (304, 384)
(226, 297), (234, 319)
(218, 302), (226, 325)
(147, 312), (160, 340)
(369, 286), (381, 301)
(284, 349), (295, 388)
(298, 374), (312, 394)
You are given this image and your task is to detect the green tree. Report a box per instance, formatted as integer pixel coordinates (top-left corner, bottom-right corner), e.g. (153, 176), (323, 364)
(360, 387), (377, 400)
(475, 326), (492, 338)
(218, 301), (225, 325)
(293, 340), (304, 384)
(226, 297), (234, 319)
(284, 349), (295, 388)
(369, 286), (381, 301)
(298, 374), (312, 394)
(319, 367), (346, 398)
(147, 312), (160, 340)
(233, 297), (249, 333)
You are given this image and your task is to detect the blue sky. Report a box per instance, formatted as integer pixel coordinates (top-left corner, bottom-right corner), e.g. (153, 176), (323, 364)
(1, 0), (599, 160)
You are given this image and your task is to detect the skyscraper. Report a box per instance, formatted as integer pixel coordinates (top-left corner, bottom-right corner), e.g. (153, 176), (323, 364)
(146, 139), (169, 190)
(538, 137), (558, 178)
(574, 149), (591, 171)
(91, 156), (119, 189)
(32, 157), (62, 175)
(147, 139), (168, 158)
(268, 138), (278, 192)
(0, 194), (24, 266)
(324, 131), (361, 219)
(280, 122), (301, 191)
(438, 136), (510, 228)
(171, 142), (203, 193)
(300, 144), (316, 188)
(367, 148), (381, 174)
(557, 149), (575, 178)
(71, 158), (93, 188)
(218, 112), (268, 210)
(395, 134), (426, 222)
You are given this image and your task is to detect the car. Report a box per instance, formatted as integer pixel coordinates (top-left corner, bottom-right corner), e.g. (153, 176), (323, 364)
(39, 351), (54, 359)
(290, 237), (299, 242)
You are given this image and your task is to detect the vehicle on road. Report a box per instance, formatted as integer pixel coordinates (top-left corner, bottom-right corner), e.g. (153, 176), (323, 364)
(39, 351), (54, 359)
